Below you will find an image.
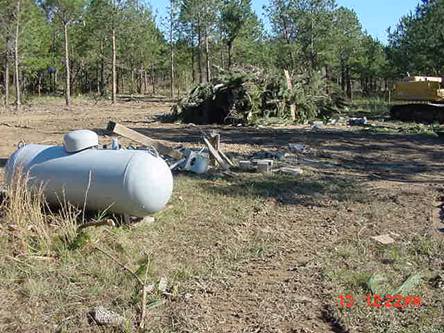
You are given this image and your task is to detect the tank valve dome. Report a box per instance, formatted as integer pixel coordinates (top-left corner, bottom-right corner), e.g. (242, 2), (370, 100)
(64, 130), (99, 153)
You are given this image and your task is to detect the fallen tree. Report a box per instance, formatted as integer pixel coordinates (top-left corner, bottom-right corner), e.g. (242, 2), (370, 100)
(172, 66), (348, 125)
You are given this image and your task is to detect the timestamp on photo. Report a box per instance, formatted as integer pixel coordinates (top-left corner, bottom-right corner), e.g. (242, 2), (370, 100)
(338, 294), (422, 309)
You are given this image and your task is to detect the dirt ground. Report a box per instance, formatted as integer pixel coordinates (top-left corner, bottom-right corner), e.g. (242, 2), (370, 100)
(0, 98), (443, 332)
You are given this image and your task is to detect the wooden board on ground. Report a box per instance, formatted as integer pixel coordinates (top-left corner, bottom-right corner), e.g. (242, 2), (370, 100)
(203, 137), (230, 170)
(107, 121), (182, 160)
(218, 150), (235, 167)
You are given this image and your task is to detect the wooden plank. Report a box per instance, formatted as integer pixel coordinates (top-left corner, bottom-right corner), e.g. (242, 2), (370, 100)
(209, 133), (220, 167)
(218, 150), (235, 167)
(107, 121), (182, 160)
(203, 137), (229, 170)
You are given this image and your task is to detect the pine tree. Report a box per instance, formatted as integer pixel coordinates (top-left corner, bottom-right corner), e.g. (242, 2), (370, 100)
(41, 0), (85, 107)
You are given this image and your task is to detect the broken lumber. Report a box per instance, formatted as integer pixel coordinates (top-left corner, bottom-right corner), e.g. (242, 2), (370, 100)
(203, 137), (229, 170)
(107, 121), (182, 160)
(218, 150), (235, 167)
(209, 132), (220, 167)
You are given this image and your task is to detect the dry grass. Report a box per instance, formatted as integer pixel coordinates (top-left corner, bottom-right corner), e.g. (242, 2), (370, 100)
(0, 98), (443, 332)
(2, 171), (60, 255)
(0, 168), (443, 333)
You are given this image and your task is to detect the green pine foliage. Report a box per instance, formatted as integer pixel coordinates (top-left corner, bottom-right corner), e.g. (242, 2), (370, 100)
(0, 0), (439, 118)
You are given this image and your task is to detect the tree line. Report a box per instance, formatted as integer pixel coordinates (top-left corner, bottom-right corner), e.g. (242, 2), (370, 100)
(0, 0), (442, 110)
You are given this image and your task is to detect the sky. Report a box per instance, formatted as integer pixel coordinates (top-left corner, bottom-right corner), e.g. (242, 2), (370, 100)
(149, 0), (421, 44)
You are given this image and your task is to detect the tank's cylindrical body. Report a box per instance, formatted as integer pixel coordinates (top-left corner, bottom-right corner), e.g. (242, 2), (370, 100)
(5, 144), (173, 217)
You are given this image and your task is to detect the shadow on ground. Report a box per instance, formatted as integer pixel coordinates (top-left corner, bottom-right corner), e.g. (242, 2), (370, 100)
(96, 124), (444, 184)
(196, 173), (367, 207)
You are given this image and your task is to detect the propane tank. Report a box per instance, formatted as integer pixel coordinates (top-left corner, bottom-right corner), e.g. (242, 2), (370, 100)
(5, 130), (173, 217)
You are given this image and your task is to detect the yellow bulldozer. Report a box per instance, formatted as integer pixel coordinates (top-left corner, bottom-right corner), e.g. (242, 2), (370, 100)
(390, 76), (444, 123)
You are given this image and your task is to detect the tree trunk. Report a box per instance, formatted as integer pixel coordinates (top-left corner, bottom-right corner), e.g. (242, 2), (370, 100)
(151, 65), (156, 95)
(346, 65), (352, 100)
(340, 60), (346, 93)
(197, 18), (203, 83)
(100, 56), (104, 95)
(97, 62), (100, 93)
(112, 28), (117, 103)
(38, 74), (42, 97)
(309, 15), (315, 71)
(4, 45), (9, 106)
(191, 30), (195, 83)
(220, 47), (225, 69)
(284, 69), (296, 121)
(63, 22), (71, 107)
(205, 28), (210, 83)
(14, 0), (21, 111)
(138, 66), (143, 94)
(130, 69), (134, 94)
(116, 68), (120, 94)
(169, 0), (175, 98)
(227, 41), (233, 69)
(143, 70), (147, 94)
(121, 71), (124, 93)
(324, 65), (331, 95)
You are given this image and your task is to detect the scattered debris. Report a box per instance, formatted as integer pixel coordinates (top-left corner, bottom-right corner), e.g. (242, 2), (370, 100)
(311, 121), (324, 130)
(368, 272), (423, 296)
(182, 149), (209, 174)
(88, 306), (125, 327)
(328, 116), (348, 125)
(140, 216), (155, 224)
(252, 151), (288, 161)
(78, 219), (116, 230)
(111, 137), (120, 150)
(348, 117), (368, 126)
(107, 121), (182, 159)
(367, 273), (391, 295)
(158, 277), (168, 293)
(279, 167), (303, 176)
(239, 160), (255, 171)
(218, 149), (235, 167)
(255, 159), (273, 174)
(203, 137), (230, 170)
(288, 143), (308, 154)
(395, 273), (422, 295)
(208, 132), (221, 167)
(371, 234), (395, 245)
(145, 283), (156, 293)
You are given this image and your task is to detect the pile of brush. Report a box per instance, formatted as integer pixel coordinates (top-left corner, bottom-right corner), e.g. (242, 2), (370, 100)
(172, 66), (348, 125)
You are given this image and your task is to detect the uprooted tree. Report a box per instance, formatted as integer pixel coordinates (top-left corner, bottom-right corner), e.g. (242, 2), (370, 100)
(172, 66), (347, 125)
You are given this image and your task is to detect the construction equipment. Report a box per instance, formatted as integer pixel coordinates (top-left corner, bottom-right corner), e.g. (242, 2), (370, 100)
(390, 76), (444, 123)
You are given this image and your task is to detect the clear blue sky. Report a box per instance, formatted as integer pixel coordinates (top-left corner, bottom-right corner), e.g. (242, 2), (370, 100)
(148, 0), (421, 44)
